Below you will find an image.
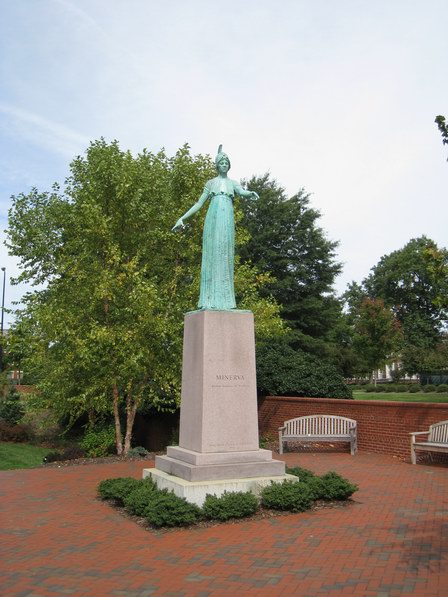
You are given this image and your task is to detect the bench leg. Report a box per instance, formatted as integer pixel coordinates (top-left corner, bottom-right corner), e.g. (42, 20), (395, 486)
(350, 433), (357, 455)
(410, 437), (416, 464)
(278, 432), (283, 455)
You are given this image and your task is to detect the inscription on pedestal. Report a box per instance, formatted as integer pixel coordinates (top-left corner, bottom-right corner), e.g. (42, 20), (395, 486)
(212, 373), (250, 390)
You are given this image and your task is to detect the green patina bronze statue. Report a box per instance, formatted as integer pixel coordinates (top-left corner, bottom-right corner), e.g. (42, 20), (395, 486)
(172, 145), (259, 310)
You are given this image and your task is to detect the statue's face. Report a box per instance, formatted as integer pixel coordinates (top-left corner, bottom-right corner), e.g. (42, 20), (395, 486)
(217, 157), (230, 174)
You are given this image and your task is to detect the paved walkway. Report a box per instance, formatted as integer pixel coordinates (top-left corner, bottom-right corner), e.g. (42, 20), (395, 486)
(1, 452), (447, 596)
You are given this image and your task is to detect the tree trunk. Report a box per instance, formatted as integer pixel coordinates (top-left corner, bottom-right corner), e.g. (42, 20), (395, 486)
(112, 384), (123, 455)
(123, 392), (139, 456)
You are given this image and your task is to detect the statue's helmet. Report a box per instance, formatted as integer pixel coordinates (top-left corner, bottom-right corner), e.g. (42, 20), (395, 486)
(215, 144), (231, 169)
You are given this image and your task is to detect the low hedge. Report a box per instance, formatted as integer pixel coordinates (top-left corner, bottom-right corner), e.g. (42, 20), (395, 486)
(98, 468), (359, 528)
(142, 490), (202, 527)
(203, 491), (259, 521)
(260, 481), (314, 512)
(423, 384), (436, 393)
(286, 467), (358, 500)
(98, 477), (142, 505)
(408, 385), (422, 393)
(123, 479), (158, 516)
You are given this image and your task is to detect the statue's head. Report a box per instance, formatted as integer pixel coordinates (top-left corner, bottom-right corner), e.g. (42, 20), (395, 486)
(215, 144), (231, 171)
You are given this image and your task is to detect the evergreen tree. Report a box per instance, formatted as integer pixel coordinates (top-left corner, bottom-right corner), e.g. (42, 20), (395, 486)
(238, 174), (342, 355)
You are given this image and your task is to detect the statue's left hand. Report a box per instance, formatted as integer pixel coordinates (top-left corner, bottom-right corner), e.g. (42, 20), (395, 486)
(250, 191), (259, 200)
(172, 218), (185, 231)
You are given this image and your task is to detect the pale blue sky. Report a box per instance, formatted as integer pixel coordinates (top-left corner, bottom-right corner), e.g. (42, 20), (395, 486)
(1, 0), (447, 326)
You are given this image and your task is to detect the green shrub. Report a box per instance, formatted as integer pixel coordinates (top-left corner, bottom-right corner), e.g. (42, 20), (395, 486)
(260, 481), (313, 512)
(408, 384), (421, 393)
(315, 471), (358, 500)
(143, 490), (202, 527)
(306, 476), (327, 499)
(385, 384), (397, 393)
(375, 385), (386, 392)
(0, 420), (33, 442)
(123, 479), (157, 516)
(423, 384), (436, 393)
(128, 446), (150, 458)
(0, 392), (25, 425)
(436, 384), (448, 393)
(81, 426), (115, 457)
(98, 477), (141, 505)
(365, 385), (376, 392)
(256, 341), (352, 399)
(396, 385), (408, 392)
(286, 466), (316, 483)
(203, 491), (259, 521)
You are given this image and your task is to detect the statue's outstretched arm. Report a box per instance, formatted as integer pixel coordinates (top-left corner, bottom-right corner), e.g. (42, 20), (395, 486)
(172, 188), (210, 231)
(234, 183), (259, 201)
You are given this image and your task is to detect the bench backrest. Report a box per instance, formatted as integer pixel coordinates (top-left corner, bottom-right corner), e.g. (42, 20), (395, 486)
(283, 415), (356, 436)
(429, 420), (448, 443)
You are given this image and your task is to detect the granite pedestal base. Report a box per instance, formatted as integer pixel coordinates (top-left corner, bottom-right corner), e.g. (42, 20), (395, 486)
(147, 310), (287, 503)
(155, 445), (285, 481)
(144, 467), (298, 507)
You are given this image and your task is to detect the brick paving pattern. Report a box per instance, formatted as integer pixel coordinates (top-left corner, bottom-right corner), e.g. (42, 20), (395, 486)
(1, 452), (447, 596)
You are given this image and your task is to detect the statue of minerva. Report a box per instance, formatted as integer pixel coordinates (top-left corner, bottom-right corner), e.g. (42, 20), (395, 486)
(172, 145), (259, 310)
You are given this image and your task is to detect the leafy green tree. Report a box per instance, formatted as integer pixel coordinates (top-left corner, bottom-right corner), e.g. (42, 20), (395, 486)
(353, 298), (402, 384)
(364, 237), (447, 374)
(238, 174), (342, 355)
(6, 140), (283, 454)
(326, 282), (368, 379)
(435, 115), (448, 160)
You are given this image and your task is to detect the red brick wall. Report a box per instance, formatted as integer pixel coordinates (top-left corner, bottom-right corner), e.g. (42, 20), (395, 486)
(258, 396), (448, 461)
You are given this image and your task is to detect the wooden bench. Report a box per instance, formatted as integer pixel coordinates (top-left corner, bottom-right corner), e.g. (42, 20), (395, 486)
(409, 420), (448, 464)
(278, 415), (358, 455)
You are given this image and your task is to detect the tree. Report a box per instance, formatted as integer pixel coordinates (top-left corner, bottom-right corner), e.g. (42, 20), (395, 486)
(238, 174), (342, 355)
(435, 115), (448, 160)
(364, 236), (448, 375)
(6, 140), (283, 454)
(328, 282), (368, 379)
(353, 298), (402, 384)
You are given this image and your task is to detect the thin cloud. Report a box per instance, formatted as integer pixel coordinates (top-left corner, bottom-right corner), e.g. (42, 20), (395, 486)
(0, 102), (90, 157)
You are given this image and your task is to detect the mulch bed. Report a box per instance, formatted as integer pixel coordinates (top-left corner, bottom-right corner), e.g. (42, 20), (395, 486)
(41, 453), (161, 467)
(103, 495), (357, 535)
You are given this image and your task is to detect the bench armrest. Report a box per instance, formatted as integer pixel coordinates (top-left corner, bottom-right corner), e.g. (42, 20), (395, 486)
(278, 425), (286, 432)
(409, 431), (429, 437)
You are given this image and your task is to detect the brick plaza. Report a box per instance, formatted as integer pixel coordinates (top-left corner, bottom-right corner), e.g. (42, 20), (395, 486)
(1, 452), (447, 596)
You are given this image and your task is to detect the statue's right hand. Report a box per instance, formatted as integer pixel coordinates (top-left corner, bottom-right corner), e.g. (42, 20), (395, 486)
(172, 218), (184, 231)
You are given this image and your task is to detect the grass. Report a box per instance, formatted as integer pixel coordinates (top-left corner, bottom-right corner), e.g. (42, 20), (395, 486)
(0, 442), (49, 470)
(353, 391), (448, 403)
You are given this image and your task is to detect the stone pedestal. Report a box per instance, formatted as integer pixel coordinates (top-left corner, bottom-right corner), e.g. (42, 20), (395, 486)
(145, 310), (292, 505)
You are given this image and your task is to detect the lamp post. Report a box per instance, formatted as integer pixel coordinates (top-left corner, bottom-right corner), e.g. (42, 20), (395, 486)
(0, 267), (5, 372)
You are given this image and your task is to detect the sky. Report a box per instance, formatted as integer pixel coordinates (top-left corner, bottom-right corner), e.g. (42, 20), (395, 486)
(1, 0), (447, 327)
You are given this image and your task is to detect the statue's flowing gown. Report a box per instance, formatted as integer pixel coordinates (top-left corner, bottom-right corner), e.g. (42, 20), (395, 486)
(198, 177), (238, 310)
